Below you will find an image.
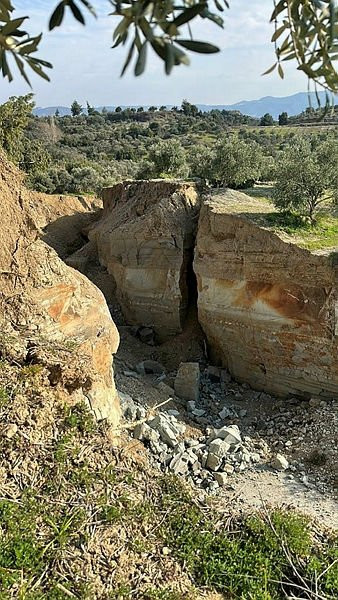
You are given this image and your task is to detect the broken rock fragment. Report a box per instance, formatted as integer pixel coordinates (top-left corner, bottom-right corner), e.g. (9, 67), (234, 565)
(148, 414), (183, 447)
(174, 362), (200, 402)
(271, 453), (289, 471)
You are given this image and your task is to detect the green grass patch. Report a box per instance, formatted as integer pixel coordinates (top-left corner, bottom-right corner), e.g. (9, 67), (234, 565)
(0, 386), (9, 409)
(63, 401), (96, 434)
(243, 187), (338, 250)
(159, 476), (338, 600)
(265, 212), (338, 250)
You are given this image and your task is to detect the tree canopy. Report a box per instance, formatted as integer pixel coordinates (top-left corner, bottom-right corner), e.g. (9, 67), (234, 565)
(272, 137), (338, 221)
(0, 1), (337, 95)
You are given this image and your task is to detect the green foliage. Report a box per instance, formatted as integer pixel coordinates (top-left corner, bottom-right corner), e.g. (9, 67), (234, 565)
(211, 135), (264, 187)
(0, 1), (52, 85)
(0, 386), (9, 408)
(63, 402), (95, 434)
(278, 111), (288, 125)
(138, 139), (188, 179)
(265, 212), (338, 250)
(21, 137), (51, 178)
(159, 477), (338, 599)
(268, 0), (338, 95)
(144, 589), (191, 600)
(181, 100), (199, 117)
(2, 94), (338, 200)
(273, 137), (338, 220)
(260, 113), (274, 126)
(71, 99), (83, 117)
(0, 94), (35, 162)
(188, 144), (215, 181)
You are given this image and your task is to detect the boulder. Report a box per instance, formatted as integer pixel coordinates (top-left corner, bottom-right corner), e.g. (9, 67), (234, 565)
(208, 439), (231, 457)
(0, 152), (120, 427)
(208, 425), (242, 445)
(88, 180), (200, 339)
(174, 362), (200, 402)
(194, 190), (338, 398)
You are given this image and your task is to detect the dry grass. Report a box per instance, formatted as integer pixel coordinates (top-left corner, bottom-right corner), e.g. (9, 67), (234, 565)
(0, 361), (337, 599)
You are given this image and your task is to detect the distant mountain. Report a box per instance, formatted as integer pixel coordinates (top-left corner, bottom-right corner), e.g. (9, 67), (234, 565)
(196, 92), (331, 119)
(33, 105), (129, 116)
(33, 92), (333, 119)
(33, 106), (71, 116)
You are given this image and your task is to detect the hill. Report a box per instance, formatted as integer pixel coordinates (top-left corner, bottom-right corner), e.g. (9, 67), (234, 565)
(197, 91), (333, 118)
(33, 91), (335, 119)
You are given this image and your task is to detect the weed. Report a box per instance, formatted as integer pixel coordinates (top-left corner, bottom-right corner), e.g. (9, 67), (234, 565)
(63, 402), (95, 434)
(159, 478), (338, 599)
(54, 432), (79, 464)
(100, 504), (122, 523)
(0, 386), (9, 408)
(45, 507), (87, 552)
(18, 364), (43, 380)
(68, 464), (95, 490)
(144, 588), (192, 600)
(109, 583), (132, 598)
(0, 498), (43, 581)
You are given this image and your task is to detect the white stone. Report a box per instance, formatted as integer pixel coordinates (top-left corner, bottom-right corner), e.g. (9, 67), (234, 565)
(209, 425), (242, 445)
(4, 423), (17, 439)
(223, 463), (235, 474)
(148, 415), (178, 447)
(192, 408), (206, 417)
(219, 406), (231, 419)
(209, 439), (231, 458)
(271, 453), (289, 471)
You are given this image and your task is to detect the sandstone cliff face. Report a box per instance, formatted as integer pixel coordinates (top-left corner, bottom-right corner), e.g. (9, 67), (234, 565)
(89, 180), (200, 339)
(34, 193), (102, 259)
(194, 192), (338, 398)
(0, 153), (120, 426)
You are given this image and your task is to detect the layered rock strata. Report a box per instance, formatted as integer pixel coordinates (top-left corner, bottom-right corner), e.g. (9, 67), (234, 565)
(194, 191), (338, 398)
(89, 180), (200, 339)
(0, 153), (120, 426)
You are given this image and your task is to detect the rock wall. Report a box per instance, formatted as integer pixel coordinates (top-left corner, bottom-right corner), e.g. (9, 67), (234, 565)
(74, 180), (337, 400)
(89, 180), (200, 339)
(0, 152), (120, 426)
(194, 192), (338, 398)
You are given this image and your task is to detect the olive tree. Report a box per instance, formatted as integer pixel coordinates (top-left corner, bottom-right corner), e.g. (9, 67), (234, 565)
(188, 145), (215, 182)
(212, 137), (264, 188)
(0, 94), (34, 162)
(0, 1), (336, 96)
(272, 138), (338, 222)
(138, 139), (188, 179)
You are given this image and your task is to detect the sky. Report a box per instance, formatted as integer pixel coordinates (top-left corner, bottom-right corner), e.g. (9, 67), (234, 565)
(0, 0), (309, 107)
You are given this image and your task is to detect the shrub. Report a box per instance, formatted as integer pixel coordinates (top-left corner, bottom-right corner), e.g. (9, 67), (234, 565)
(273, 137), (338, 221)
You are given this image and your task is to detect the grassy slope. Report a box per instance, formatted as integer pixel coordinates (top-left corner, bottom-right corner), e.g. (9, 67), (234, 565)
(242, 186), (338, 251)
(0, 362), (337, 600)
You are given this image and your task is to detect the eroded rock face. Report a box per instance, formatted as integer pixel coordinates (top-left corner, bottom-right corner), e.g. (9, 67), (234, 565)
(194, 191), (338, 398)
(88, 180), (200, 339)
(0, 153), (120, 426)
